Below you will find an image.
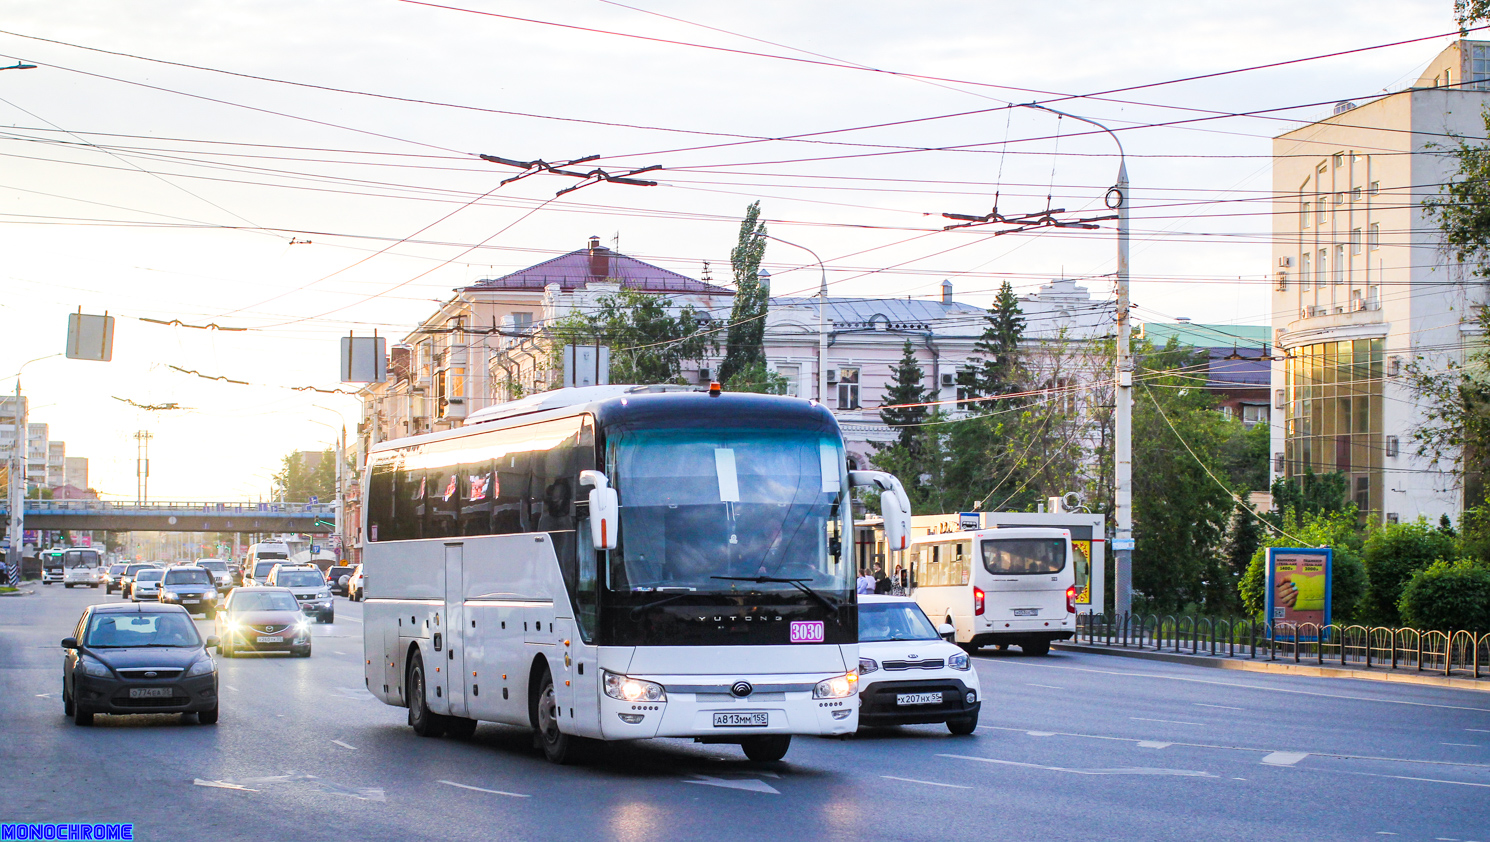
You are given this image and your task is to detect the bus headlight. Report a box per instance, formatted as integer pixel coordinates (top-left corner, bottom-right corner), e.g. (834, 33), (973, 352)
(813, 671), (859, 699)
(948, 652), (971, 671)
(603, 671), (666, 702)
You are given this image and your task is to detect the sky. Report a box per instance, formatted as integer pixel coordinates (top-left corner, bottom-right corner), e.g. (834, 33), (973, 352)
(0, 0), (1463, 500)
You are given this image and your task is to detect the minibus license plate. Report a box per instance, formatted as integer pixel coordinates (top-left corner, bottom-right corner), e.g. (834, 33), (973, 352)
(129, 688), (172, 699)
(713, 712), (768, 727)
(257, 635), (283, 643)
(1013, 608), (1039, 616)
(896, 692), (943, 706)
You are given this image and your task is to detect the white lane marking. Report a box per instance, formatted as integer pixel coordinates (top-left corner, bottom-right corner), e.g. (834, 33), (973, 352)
(1130, 717), (1203, 726)
(224, 685), (238, 692)
(1468, 729), (1490, 733)
(438, 780), (530, 798)
(333, 651), (346, 656)
(978, 658), (1490, 713)
(881, 775), (972, 789)
(332, 740), (357, 750)
(1437, 837), (1462, 840)
(1026, 731), (1056, 737)
(1376, 833), (1398, 836)
(1024, 683), (1064, 689)
(193, 779), (259, 792)
(1441, 743), (1480, 748)
(34, 693), (51, 698)
(1195, 703), (1244, 711)
(976, 724), (1490, 771)
(1261, 751), (1309, 766)
(1137, 741), (1171, 749)
(684, 774), (779, 794)
(939, 753), (1215, 778)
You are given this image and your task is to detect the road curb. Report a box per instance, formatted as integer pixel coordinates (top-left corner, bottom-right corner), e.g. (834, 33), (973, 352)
(1051, 642), (1490, 693)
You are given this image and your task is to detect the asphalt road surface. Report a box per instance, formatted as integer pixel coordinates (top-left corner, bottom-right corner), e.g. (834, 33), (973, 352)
(4, 584), (1489, 842)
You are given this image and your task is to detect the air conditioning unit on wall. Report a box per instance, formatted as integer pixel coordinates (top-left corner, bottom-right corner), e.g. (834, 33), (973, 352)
(940, 373), (955, 387)
(826, 369), (838, 383)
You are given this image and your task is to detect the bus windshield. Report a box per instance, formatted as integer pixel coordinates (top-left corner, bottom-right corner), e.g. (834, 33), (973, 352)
(609, 428), (849, 594)
(64, 550), (101, 569)
(982, 538), (1067, 575)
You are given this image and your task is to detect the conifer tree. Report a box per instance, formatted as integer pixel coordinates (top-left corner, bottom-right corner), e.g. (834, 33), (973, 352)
(719, 202), (769, 385)
(880, 341), (929, 450)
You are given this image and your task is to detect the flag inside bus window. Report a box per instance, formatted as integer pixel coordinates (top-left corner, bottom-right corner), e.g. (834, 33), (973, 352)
(443, 473), (458, 502)
(469, 473), (491, 501)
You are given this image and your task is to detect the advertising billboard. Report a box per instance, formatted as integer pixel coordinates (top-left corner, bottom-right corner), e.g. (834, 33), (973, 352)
(1265, 547), (1332, 637)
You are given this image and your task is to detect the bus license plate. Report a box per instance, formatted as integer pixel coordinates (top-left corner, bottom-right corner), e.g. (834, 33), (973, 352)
(129, 687), (172, 699)
(713, 712), (768, 728)
(1013, 608), (1039, 616)
(257, 635), (283, 643)
(897, 692), (943, 706)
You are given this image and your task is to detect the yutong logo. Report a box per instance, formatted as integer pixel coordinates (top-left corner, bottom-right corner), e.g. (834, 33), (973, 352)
(730, 681), (753, 698)
(687, 611), (784, 623)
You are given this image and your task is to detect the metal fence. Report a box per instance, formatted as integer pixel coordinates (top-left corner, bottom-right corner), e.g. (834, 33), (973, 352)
(1074, 611), (1490, 680)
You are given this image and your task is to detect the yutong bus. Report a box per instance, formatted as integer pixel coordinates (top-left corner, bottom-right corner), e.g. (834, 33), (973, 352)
(361, 385), (911, 763)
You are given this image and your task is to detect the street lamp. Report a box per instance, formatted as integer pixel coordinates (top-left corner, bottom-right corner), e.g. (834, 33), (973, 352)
(759, 233), (829, 404)
(1015, 103), (1133, 617)
(5, 354), (58, 585)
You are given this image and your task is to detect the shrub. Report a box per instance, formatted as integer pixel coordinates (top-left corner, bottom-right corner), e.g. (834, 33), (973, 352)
(1397, 558), (1490, 633)
(1360, 518), (1458, 625)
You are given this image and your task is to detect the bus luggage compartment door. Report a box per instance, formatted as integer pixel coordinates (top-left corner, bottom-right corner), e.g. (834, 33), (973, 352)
(444, 543), (468, 719)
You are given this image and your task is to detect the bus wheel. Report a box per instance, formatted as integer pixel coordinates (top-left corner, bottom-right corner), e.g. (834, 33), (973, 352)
(1022, 639), (1051, 656)
(407, 651), (447, 738)
(741, 735), (791, 762)
(534, 669), (576, 764)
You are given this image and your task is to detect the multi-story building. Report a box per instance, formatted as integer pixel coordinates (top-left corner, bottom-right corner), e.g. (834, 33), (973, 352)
(1271, 40), (1490, 523)
(63, 457), (88, 491)
(26, 423), (47, 487)
(46, 441), (65, 489)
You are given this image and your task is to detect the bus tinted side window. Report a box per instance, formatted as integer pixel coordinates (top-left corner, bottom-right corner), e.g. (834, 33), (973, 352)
(459, 460), (495, 536)
(367, 459), (395, 542)
(394, 464), (427, 541)
(428, 468), (460, 538)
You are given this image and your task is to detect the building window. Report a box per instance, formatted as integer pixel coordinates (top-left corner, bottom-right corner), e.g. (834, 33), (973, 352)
(1241, 404), (1268, 426)
(1284, 338), (1384, 518)
(1316, 197), (1327, 226)
(1301, 201), (1310, 228)
(1334, 191), (1345, 206)
(511, 312), (533, 332)
(1333, 153), (1344, 168)
(1351, 186), (1362, 202)
(1334, 245), (1345, 284)
(1351, 228), (1362, 255)
(1318, 248), (1328, 285)
(1369, 180), (1380, 195)
(1300, 252), (1311, 290)
(837, 366), (860, 410)
(1369, 222), (1380, 250)
(776, 364), (800, 397)
(1473, 44), (1490, 90)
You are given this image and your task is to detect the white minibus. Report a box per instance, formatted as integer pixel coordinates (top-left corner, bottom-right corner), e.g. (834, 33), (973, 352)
(360, 385), (911, 764)
(909, 527), (1076, 655)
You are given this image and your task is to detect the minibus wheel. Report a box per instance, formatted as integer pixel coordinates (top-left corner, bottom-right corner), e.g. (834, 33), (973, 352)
(1022, 639), (1051, 656)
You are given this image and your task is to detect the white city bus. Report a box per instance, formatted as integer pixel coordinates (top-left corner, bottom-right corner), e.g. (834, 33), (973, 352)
(361, 385), (911, 763)
(908, 528), (1076, 655)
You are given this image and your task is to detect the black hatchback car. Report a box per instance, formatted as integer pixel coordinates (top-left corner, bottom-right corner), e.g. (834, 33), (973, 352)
(61, 603), (219, 725)
(157, 566), (220, 618)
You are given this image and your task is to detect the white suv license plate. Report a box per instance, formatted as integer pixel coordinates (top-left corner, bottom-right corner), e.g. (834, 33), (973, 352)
(1013, 608), (1039, 616)
(897, 692), (944, 706)
(129, 688), (172, 699)
(713, 712), (769, 727)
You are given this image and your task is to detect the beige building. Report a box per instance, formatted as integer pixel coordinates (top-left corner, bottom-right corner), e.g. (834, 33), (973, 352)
(1271, 40), (1490, 523)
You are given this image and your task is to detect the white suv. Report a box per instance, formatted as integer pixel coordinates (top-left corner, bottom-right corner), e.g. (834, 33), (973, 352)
(266, 564), (334, 623)
(856, 595), (982, 735)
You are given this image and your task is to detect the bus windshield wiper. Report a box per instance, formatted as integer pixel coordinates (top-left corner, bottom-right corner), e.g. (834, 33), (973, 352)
(710, 576), (840, 616)
(628, 590), (695, 619)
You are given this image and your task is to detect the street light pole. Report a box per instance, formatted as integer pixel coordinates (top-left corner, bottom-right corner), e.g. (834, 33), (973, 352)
(1016, 103), (1133, 616)
(760, 234), (828, 403)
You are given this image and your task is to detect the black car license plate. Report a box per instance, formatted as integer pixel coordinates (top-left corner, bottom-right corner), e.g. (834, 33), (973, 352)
(129, 687), (172, 699)
(713, 712), (768, 727)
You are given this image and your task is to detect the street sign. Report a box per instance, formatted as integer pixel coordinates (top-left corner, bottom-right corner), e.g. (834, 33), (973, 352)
(309, 495), (319, 504)
(563, 345), (610, 388)
(340, 334), (388, 382)
(66, 310), (115, 361)
(311, 544), (321, 555)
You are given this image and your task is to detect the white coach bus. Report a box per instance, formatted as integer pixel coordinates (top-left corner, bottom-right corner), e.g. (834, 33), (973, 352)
(361, 385), (911, 763)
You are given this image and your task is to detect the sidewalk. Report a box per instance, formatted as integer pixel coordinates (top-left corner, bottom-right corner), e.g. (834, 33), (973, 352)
(1052, 641), (1490, 693)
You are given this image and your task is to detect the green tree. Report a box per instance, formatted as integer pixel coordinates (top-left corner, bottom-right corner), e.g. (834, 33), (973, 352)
(879, 341), (929, 451)
(1238, 509), (1369, 622)
(1216, 506), (1262, 614)
(1267, 468), (1350, 525)
(274, 448), (336, 503)
(551, 288), (713, 385)
(1217, 421), (1270, 493)
(1360, 517), (1459, 625)
(718, 201), (769, 386)
(956, 281), (1027, 403)
(1398, 557), (1490, 632)
(1457, 1), (1490, 27)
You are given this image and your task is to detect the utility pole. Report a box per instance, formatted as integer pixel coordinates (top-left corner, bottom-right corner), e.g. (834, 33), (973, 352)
(760, 234), (828, 403)
(7, 382), (24, 586)
(135, 430), (152, 504)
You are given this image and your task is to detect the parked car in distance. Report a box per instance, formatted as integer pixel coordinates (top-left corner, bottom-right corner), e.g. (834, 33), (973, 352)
(130, 568), (165, 602)
(61, 602), (219, 725)
(195, 559), (233, 593)
(214, 587), (311, 658)
(265, 564), (333, 623)
(103, 564), (128, 595)
(346, 565), (364, 602)
(325, 564), (357, 596)
(855, 595), (981, 735)
(157, 567), (220, 617)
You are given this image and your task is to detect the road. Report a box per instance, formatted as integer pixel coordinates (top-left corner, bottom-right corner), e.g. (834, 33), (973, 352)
(3, 584), (1489, 842)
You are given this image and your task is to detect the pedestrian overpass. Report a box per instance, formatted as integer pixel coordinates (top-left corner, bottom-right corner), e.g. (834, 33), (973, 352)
(0, 499), (336, 534)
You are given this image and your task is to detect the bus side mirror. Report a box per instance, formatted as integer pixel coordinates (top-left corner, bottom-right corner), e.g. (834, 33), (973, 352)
(849, 470), (912, 553)
(580, 470), (618, 551)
